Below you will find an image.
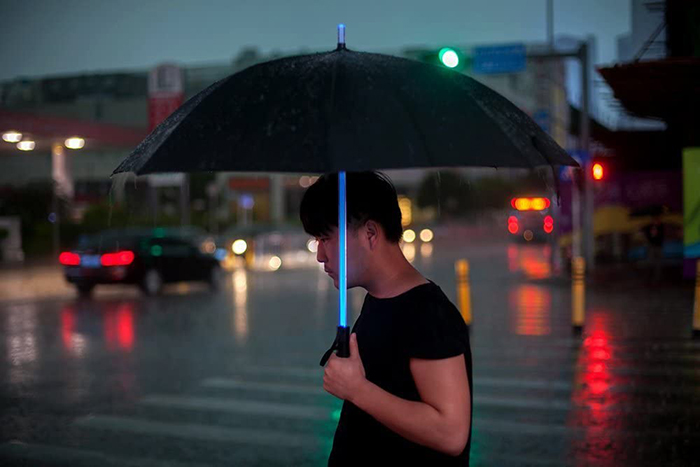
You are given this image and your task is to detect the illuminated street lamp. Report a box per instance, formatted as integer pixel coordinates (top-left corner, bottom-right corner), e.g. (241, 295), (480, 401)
(17, 140), (35, 151)
(420, 228), (434, 243)
(65, 137), (85, 150)
(49, 138), (84, 257)
(2, 131), (22, 143)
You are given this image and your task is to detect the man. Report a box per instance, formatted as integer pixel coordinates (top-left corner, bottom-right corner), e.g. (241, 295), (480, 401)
(642, 213), (665, 283)
(300, 171), (473, 466)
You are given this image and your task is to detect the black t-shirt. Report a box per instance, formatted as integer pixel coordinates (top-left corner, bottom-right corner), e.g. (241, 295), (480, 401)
(328, 280), (473, 466)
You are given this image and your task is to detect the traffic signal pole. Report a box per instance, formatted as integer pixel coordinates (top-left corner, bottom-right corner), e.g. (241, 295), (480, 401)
(525, 41), (592, 271)
(408, 39), (594, 270)
(580, 42), (594, 271)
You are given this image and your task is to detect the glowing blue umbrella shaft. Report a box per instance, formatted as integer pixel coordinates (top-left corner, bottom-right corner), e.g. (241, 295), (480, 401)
(339, 171), (347, 327)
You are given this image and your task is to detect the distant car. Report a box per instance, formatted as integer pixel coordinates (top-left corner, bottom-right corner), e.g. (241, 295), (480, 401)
(217, 224), (274, 270)
(218, 224), (317, 271)
(60, 228), (223, 297)
(507, 197), (554, 242)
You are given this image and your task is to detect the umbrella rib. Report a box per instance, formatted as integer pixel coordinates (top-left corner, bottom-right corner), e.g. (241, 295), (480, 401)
(327, 56), (340, 172)
(466, 85), (543, 170)
(113, 75), (232, 176)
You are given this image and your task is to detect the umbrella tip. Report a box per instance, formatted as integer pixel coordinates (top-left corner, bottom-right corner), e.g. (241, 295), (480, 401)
(337, 23), (346, 50)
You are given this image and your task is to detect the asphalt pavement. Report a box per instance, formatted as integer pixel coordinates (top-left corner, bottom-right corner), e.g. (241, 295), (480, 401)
(0, 238), (698, 466)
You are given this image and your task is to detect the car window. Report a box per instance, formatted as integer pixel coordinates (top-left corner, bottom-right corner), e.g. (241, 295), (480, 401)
(148, 237), (197, 257)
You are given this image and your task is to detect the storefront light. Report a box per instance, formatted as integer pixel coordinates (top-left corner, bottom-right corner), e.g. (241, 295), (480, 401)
(17, 140), (35, 151)
(2, 131), (22, 143)
(65, 137), (85, 149)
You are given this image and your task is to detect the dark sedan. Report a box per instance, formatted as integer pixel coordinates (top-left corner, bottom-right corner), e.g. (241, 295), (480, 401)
(60, 229), (223, 297)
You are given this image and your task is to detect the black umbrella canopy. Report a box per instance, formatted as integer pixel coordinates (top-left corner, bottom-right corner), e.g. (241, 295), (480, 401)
(629, 204), (670, 218)
(112, 46), (578, 176)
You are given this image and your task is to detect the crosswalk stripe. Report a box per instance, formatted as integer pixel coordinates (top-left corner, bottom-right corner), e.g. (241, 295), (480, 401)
(232, 365), (323, 379)
(202, 378), (326, 395)
(0, 441), (211, 467)
(75, 415), (324, 449)
(205, 375), (572, 394)
(473, 349), (700, 363)
(475, 376), (572, 391)
(475, 395), (571, 411)
(198, 377), (700, 414)
(141, 395), (337, 420)
(228, 364), (700, 390)
(74, 408), (700, 446)
(470, 339), (700, 351)
(474, 418), (700, 438)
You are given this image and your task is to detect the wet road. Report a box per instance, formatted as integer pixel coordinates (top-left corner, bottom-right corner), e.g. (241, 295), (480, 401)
(1, 238), (699, 466)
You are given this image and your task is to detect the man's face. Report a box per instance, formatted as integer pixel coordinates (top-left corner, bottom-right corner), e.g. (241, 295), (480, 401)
(315, 226), (365, 289)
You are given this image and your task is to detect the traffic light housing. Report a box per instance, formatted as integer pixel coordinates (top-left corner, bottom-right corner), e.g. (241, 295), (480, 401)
(592, 162), (604, 181)
(404, 47), (469, 71)
(439, 48), (460, 68)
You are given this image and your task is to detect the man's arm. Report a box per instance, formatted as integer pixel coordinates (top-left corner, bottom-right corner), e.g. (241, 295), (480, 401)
(351, 354), (471, 457)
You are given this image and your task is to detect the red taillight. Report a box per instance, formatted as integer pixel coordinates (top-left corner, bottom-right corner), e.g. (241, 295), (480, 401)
(508, 216), (519, 234)
(59, 252), (80, 266)
(544, 215), (554, 234)
(101, 250), (135, 267)
(512, 197), (551, 211)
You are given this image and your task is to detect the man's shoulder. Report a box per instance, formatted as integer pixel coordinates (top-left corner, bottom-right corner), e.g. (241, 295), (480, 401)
(406, 285), (461, 319)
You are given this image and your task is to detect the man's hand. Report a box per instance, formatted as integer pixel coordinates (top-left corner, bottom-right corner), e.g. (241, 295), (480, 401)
(323, 333), (367, 402)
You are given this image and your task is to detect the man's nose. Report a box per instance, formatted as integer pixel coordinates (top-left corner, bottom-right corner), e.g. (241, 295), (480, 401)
(316, 242), (327, 263)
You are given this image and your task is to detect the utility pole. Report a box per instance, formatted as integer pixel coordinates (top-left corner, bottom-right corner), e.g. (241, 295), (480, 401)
(523, 41), (592, 271)
(180, 174), (191, 227)
(580, 41), (594, 270)
(547, 0), (554, 50)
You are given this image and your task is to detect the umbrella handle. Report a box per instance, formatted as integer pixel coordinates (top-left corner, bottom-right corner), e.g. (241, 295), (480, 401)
(319, 326), (350, 366)
(336, 326), (350, 358)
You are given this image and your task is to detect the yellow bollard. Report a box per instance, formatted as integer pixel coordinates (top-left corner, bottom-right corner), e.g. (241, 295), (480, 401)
(694, 260), (700, 338)
(455, 259), (472, 327)
(572, 257), (585, 334)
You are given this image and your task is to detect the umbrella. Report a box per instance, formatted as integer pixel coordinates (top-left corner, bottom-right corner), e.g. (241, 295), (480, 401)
(629, 204), (669, 218)
(113, 25), (578, 365)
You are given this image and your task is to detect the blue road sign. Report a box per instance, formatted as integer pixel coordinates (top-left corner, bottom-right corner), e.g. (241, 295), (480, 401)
(533, 109), (550, 134)
(473, 43), (526, 74)
(559, 150), (588, 180)
(568, 149), (590, 165)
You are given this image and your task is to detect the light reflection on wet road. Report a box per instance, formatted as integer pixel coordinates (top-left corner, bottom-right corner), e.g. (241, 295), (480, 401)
(1, 240), (698, 466)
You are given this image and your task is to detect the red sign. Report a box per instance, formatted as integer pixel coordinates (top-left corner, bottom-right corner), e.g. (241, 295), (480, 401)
(148, 64), (184, 132)
(148, 96), (183, 131)
(228, 178), (270, 191)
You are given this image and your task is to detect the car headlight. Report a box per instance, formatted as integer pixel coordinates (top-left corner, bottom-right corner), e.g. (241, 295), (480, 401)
(232, 239), (247, 255)
(419, 229), (434, 243)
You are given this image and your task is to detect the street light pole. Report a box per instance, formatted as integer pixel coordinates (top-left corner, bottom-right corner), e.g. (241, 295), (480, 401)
(51, 143), (69, 258)
(547, 0), (554, 50)
(580, 41), (594, 270)
(522, 41), (592, 271)
(52, 179), (60, 259)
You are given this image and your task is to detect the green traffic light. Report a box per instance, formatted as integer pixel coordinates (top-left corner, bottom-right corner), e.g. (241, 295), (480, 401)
(439, 48), (459, 68)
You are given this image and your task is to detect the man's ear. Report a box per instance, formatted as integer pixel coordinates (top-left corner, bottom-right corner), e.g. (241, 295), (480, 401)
(364, 220), (380, 250)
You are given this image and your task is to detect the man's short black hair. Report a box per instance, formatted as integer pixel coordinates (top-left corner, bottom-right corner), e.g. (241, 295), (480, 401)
(300, 171), (403, 244)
